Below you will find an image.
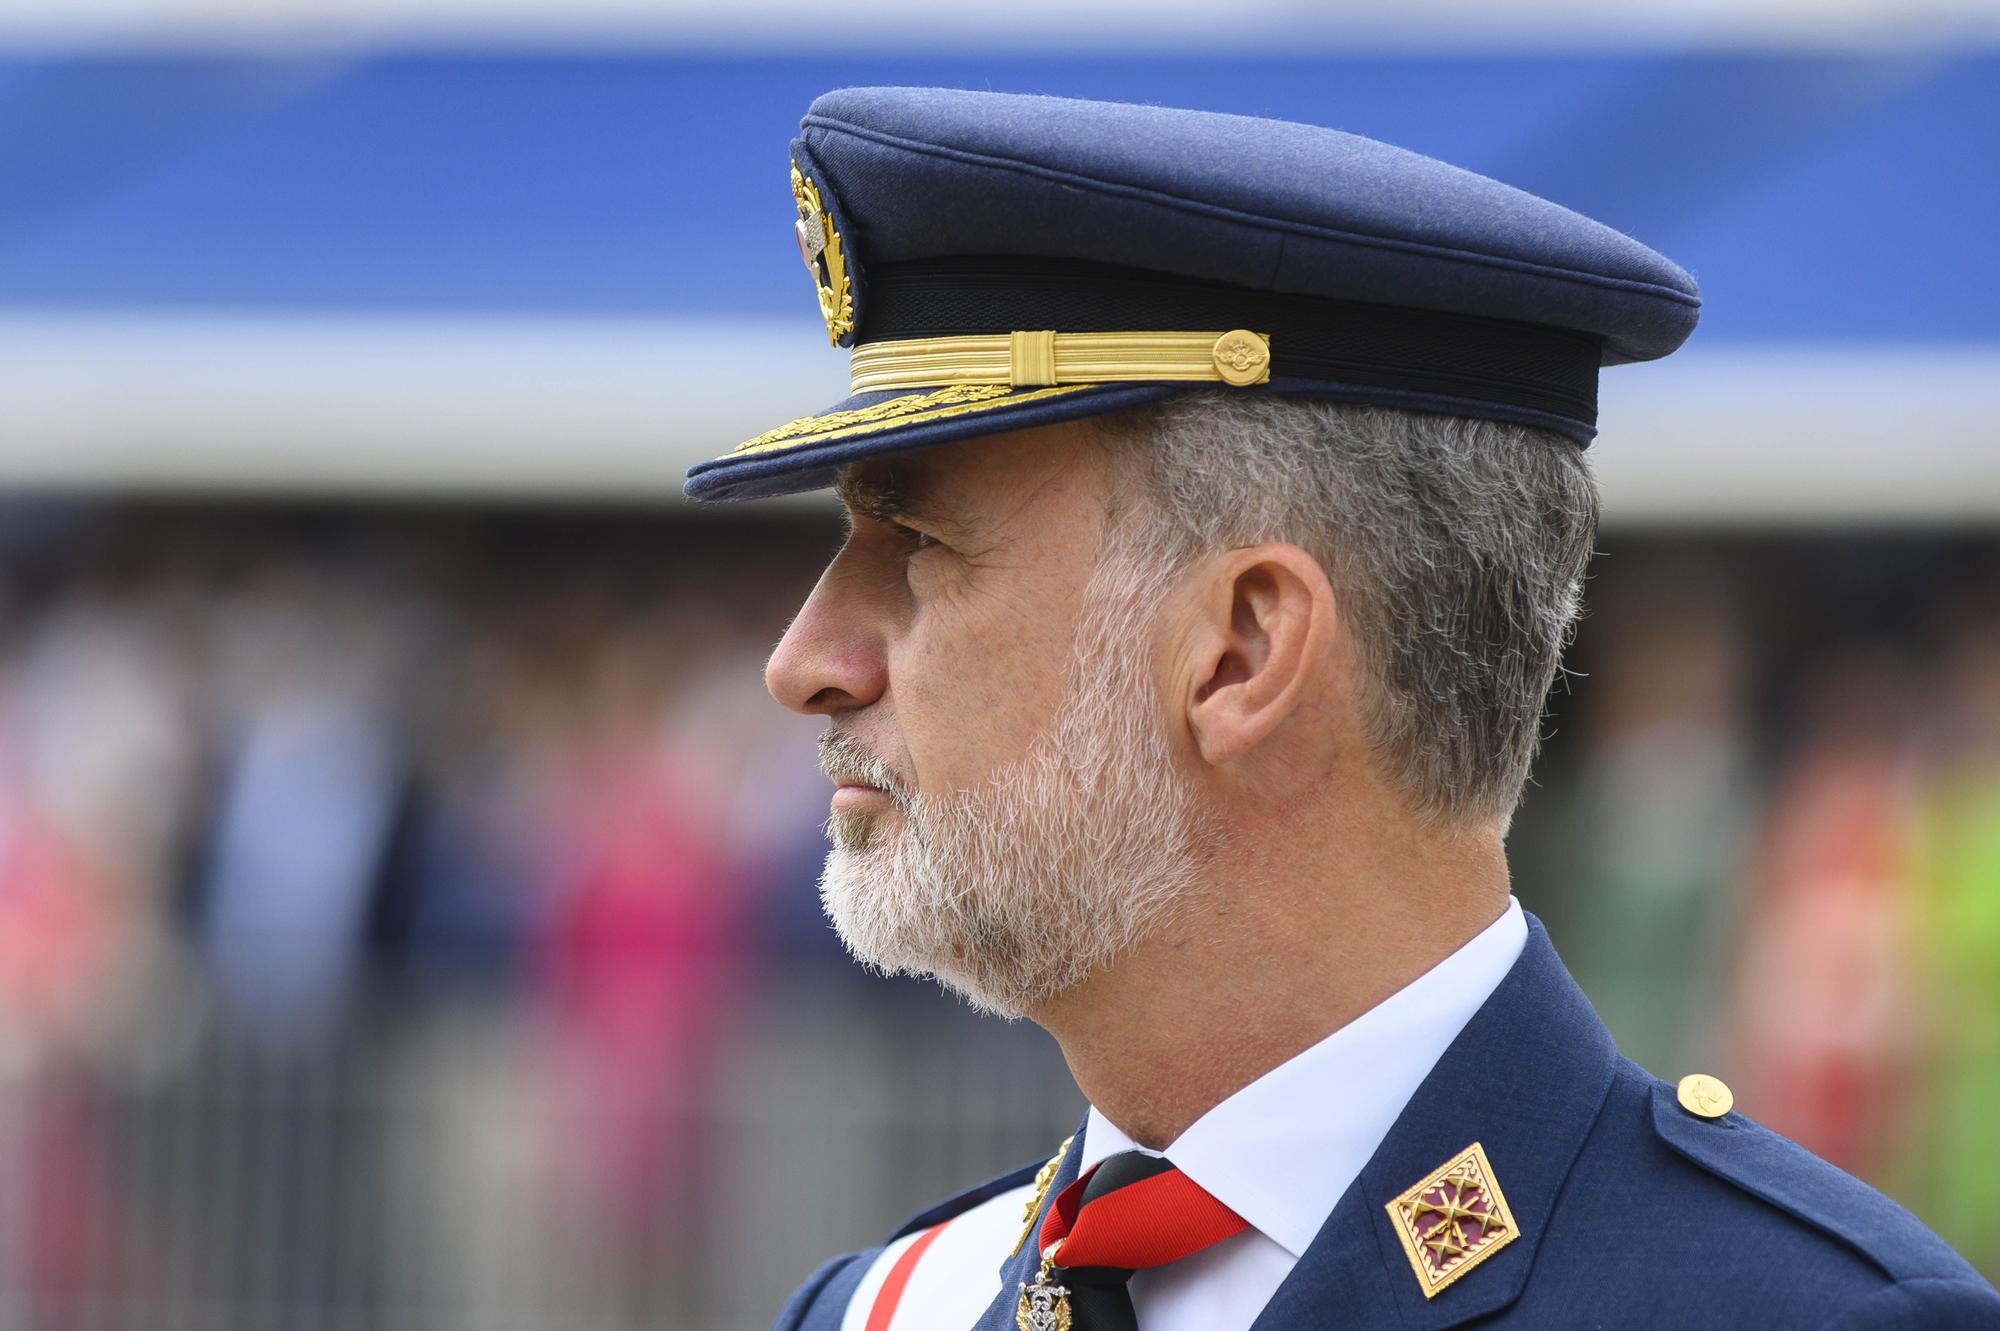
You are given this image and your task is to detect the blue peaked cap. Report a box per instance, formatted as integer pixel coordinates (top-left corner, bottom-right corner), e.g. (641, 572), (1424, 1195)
(683, 88), (1700, 503)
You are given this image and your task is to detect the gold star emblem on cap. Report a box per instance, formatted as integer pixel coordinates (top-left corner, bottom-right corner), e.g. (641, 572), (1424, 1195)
(1386, 1143), (1519, 1299)
(790, 161), (854, 346)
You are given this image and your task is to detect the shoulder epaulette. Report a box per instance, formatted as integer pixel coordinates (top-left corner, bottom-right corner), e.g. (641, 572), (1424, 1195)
(1647, 1075), (1982, 1285)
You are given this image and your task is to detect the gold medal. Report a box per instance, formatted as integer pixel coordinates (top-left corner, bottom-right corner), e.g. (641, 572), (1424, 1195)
(1015, 1253), (1072, 1331)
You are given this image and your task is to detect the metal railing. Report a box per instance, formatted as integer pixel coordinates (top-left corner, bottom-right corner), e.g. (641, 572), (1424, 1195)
(0, 973), (1082, 1331)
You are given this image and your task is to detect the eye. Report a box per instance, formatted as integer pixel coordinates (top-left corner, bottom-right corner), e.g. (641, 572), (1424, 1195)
(889, 521), (941, 553)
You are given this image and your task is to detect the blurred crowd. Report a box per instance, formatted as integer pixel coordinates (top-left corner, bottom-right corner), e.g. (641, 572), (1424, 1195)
(0, 502), (837, 1038)
(0, 502), (853, 1330)
(0, 504), (1991, 1328)
(1531, 542), (2000, 1275)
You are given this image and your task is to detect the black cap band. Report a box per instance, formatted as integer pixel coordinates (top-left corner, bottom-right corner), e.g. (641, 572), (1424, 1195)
(860, 258), (1602, 432)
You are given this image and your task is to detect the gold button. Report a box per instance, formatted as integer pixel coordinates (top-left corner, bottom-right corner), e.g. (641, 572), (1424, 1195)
(1677, 1073), (1734, 1119)
(1211, 330), (1270, 386)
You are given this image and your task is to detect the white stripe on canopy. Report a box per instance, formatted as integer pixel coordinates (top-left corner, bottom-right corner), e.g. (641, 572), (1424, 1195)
(0, 313), (1993, 521)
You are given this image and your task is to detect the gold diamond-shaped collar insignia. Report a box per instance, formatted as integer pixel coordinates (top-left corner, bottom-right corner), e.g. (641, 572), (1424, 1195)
(1386, 1142), (1519, 1299)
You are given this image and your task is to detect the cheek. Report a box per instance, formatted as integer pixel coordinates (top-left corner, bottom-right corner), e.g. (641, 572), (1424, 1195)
(893, 588), (1077, 792)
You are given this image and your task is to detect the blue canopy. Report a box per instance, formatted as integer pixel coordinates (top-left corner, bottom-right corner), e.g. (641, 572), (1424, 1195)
(2, 49), (1994, 340)
(0, 46), (1993, 513)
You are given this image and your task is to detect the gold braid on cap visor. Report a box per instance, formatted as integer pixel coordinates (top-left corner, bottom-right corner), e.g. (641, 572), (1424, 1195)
(848, 329), (1272, 393)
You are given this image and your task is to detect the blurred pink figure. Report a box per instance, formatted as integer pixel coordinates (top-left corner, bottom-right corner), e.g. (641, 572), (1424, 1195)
(532, 634), (750, 1258)
(0, 804), (115, 1044)
(0, 790), (141, 1324)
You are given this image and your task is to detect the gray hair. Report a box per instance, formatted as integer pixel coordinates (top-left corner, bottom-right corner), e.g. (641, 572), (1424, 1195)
(1092, 394), (1599, 828)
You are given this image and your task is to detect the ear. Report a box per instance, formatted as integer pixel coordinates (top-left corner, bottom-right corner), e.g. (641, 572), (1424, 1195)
(1179, 543), (1338, 768)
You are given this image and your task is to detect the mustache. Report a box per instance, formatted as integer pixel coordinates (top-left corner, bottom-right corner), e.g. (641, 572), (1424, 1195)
(818, 728), (910, 801)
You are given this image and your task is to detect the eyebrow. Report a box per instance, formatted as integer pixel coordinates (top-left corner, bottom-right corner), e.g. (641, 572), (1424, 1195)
(834, 464), (962, 530)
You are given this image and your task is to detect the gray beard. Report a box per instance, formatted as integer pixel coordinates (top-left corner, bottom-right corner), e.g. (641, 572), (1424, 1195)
(816, 548), (1212, 1018)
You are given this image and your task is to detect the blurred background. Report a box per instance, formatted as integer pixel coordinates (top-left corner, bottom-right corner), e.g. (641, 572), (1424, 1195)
(0, 2), (1997, 1327)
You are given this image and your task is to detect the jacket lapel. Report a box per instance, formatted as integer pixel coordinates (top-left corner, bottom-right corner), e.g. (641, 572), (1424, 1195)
(1252, 914), (1618, 1330)
(972, 1120), (1088, 1331)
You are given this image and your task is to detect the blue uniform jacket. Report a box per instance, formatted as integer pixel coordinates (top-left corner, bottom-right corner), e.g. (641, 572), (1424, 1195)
(773, 916), (2000, 1329)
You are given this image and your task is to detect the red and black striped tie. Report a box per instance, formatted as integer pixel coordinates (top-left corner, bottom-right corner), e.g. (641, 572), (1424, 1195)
(1035, 1150), (1249, 1331)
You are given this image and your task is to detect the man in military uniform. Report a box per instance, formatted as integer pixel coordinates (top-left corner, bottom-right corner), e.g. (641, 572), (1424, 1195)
(682, 88), (2000, 1329)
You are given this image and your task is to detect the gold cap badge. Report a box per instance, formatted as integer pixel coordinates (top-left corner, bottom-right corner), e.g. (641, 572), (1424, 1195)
(1386, 1142), (1518, 1299)
(790, 162), (854, 346)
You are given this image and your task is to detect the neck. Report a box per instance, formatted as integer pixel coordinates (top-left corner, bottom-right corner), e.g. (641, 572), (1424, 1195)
(1029, 808), (1512, 1150)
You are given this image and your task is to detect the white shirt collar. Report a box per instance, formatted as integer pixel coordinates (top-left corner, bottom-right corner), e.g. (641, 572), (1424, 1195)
(1079, 897), (1527, 1259)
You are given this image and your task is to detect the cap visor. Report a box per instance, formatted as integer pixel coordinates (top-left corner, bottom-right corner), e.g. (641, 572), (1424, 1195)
(683, 381), (1182, 502)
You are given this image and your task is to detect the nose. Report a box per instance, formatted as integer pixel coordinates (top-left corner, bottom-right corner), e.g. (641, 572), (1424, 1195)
(766, 559), (890, 717)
